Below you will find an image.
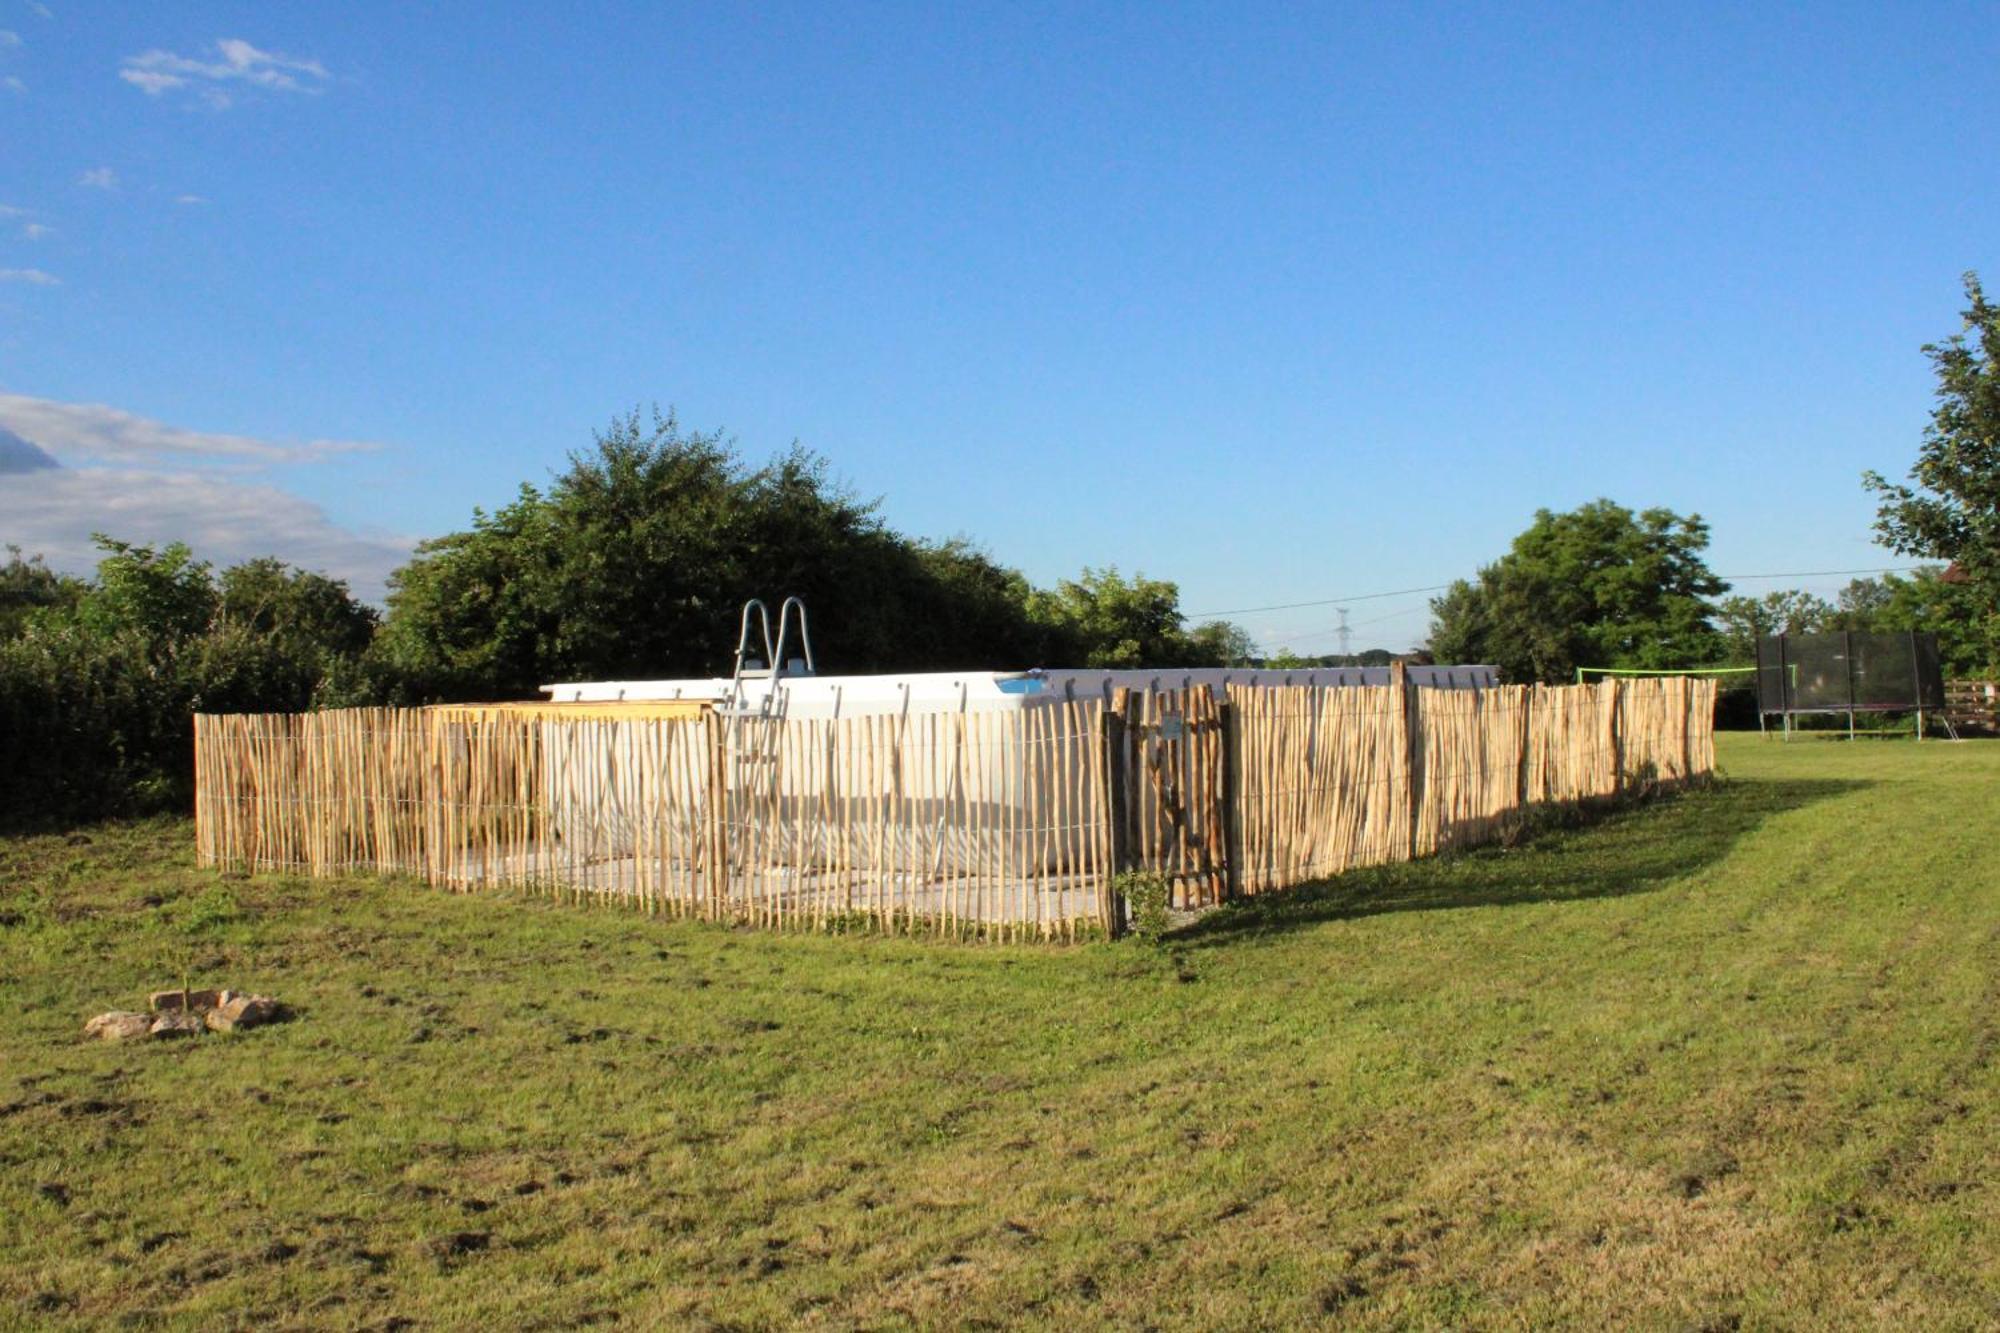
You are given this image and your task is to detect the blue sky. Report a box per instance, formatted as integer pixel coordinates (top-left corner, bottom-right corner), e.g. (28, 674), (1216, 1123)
(2, 3), (1996, 655)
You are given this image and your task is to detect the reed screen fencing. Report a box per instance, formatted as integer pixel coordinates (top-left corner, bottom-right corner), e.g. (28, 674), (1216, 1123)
(195, 676), (1714, 939)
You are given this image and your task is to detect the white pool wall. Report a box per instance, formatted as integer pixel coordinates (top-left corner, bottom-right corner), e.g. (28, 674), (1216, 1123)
(534, 666), (1499, 866)
(540, 665), (1500, 719)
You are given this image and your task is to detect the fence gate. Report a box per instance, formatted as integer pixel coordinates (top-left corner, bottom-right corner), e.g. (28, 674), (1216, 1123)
(1105, 686), (1228, 912)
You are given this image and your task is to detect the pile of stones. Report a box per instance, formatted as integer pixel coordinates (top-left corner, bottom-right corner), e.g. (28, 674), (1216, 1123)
(83, 989), (283, 1042)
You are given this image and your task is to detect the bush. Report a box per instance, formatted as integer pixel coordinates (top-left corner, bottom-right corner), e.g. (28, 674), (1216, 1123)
(1115, 870), (1174, 943)
(0, 540), (376, 826)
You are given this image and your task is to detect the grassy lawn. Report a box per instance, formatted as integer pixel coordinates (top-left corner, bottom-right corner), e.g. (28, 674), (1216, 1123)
(3, 733), (1997, 1330)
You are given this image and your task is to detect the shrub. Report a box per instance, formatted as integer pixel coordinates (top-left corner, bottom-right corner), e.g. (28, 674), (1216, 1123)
(1115, 870), (1174, 943)
(0, 539), (376, 826)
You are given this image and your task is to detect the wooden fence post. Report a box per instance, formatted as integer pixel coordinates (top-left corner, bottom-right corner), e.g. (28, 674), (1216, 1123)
(1391, 660), (1418, 862)
(1218, 698), (1241, 901)
(705, 711), (730, 920)
(1101, 689), (1131, 938)
(1607, 677), (1624, 797)
(1681, 677), (1695, 782)
(192, 714), (208, 868)
(1515, 685), (1533, 815)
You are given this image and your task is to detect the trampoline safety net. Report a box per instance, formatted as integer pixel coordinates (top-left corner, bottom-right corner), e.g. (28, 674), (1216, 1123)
(1755, 631), (1945, 714)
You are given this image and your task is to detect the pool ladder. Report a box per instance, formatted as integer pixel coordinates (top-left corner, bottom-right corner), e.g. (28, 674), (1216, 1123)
(726, 597), (816, 718)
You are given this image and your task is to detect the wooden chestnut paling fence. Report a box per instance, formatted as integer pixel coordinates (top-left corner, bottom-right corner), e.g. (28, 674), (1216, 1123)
(193, 675), (1715, 940)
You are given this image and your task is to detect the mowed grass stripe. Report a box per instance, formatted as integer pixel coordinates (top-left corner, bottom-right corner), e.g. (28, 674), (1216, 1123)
(1, 733), (1995, 1328)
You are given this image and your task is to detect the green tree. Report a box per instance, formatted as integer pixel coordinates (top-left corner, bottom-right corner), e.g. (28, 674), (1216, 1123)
(1024, 567), (1235, 668)
(1829, 569), (1988, 675)
(1186, 619), (1258, 667)
(0, 545), (85, 638)
(1254, 646), (1400, 670)
(884, 539), (1051, 668)
(1864, 272), (2000, 673)
(218, 558), (378, 660)
(77, 537), (218, 645)
(1425, 579), (1494, 672)
(1427, 500), (1727, 683)
(365, 478), (564, 700)
(371, 408), (1060, 699)
(0, 537), (380, 822)
(1712, 589), (1833, 662)
(1831, 576), (1896, 629)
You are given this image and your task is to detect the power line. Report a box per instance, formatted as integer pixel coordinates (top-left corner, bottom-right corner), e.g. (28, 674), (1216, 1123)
(1275, 606), (1428, 647)
(1714, 564), (1928, 581)
(1188, 583), (1451, 619)
(1193, 564), (1936, 620)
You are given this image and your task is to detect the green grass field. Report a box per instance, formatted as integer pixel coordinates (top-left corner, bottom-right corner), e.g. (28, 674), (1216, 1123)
(3, 734), (1997, 1330)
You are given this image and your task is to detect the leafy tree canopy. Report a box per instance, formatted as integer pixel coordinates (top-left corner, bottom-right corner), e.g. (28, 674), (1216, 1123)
(372, 410), (1244, 700)
(1427, 499), (1727, 683)
(1864, 272), (2000, 673)
(1, 537), (378, 821)
(1259, 647), (1399, 670)
(1712, 589), (1833, 663)
(77, 537), (217, 645)
(371, 410), (890, 697)
(1831, 569), (1989, 676)
(218, 557), (378, 660)
(1024, 567), (1239, 669)
(1186, 619), (1259, 668)
(1, 545), (86, 639)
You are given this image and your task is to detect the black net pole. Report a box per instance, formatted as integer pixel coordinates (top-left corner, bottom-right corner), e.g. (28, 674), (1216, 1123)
(1912, 628), (1924, 741)
(1778, 633), (1790, 739)
(1845, 629), (1856, 738)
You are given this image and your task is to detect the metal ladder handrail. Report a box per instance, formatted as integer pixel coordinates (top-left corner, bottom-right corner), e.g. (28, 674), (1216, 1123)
(726, 596), (818, 717)
(731, 599), (776, 679)
(774, 596), (815, 679)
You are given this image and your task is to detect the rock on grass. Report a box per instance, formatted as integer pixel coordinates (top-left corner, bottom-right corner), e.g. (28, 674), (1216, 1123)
(83, 1012), (152, 1042)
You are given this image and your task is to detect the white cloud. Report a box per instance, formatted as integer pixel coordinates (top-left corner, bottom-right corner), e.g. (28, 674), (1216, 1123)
(0, 30), (20, 50)
(0, 393), (407, 601)
(119, 68), (178, 95)
(3, 76), (24, 95)
(21, 222), (52, 240)
(0, 204), (24, 217)
(77, 166), (116, 189)
(119, 38), (330, 105)
(0, 268), (59, 285)
(174, 194), (208, 206)
(0, 393), (379, 465)
(0, 468), (411, 602)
